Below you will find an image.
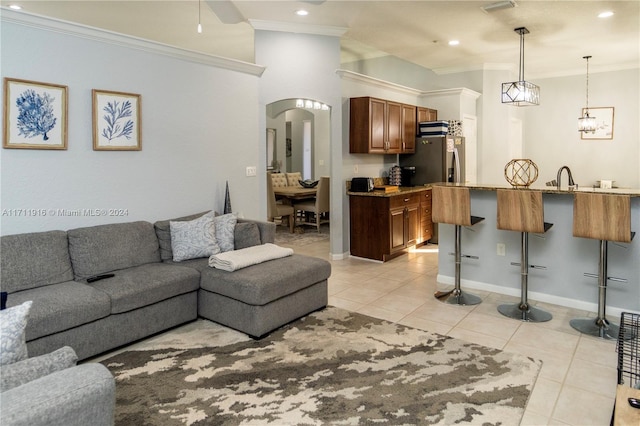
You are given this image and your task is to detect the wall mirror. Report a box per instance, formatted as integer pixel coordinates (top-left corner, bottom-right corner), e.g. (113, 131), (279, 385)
(266, 99), (330, 180)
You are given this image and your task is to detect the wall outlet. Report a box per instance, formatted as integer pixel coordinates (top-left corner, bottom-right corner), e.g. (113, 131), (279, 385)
(497, 243), (506, 256)
(354, 164), (359, 173)
(246, 166), (257, 177)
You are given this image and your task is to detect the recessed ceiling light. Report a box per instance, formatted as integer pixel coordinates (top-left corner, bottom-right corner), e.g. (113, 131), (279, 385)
(448, 40), (460, 46)
(598, 11), (614, 18)
(9, 4), (22, 10)
(295, 9), (309, 16)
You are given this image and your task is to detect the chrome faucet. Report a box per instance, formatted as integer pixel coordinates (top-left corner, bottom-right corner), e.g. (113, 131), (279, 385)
(556, 166), (576, 190)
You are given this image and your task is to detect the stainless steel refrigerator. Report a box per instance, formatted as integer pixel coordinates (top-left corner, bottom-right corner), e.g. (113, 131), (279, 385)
(399, 135), (465, 186)
(399, 135), (465, 243)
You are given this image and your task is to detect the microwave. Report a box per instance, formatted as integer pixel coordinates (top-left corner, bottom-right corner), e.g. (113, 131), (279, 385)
(351, 177), (374, 192)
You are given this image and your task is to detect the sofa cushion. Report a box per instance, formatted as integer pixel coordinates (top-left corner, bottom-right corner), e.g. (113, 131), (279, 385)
(154, 211), (209, 261)
(1, 231), (74, 293)
(214, 213), (238, 252)
(0, 301), (32, 366)
(234, 223), (261, 250)
(1, 346), (77, 392)
(237, 218), (276, 245)
(88, 263), (200, 314)
(170, 211), (220, 262)
(7, 283), (111, 341)
(68, 221), (161, 281)
(199, 254), (331, 306)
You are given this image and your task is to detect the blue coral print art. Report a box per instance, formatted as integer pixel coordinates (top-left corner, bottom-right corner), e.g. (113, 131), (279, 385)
(3, 78), (68, 149)
(93, 89), (141, 150)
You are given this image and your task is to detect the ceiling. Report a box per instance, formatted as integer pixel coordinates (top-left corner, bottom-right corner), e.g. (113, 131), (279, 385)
(3, 1), (639, 79)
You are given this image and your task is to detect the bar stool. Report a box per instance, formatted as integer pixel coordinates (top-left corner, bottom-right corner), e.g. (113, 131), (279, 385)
(571, 193), (634, 340)
(432, 185), (485, 305)
(496, 189), (553, 322)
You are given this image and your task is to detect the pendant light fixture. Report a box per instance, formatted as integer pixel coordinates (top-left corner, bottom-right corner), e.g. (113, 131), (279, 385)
(578, 56), (597, 133)
(501, 27), (540, 106)
(197, 0), (203, 33)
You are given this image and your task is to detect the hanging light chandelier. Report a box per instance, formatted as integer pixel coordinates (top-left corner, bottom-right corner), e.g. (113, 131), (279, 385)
(197, 0), (203, 33)
(501, 27), (540, 106)
(578, 56), (597, 133)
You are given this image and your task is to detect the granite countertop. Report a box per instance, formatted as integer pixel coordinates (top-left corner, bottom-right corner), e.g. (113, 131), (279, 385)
(432, 182), (640, 197)
(347, 185), (432, 197)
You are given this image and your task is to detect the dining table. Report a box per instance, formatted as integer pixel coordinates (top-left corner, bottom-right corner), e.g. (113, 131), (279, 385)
(273, 186), (317, 201)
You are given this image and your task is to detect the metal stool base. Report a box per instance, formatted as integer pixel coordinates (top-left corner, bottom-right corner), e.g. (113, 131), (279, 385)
(570, 317), (619, 340)
(498, 303), (552, 322)
(434, 289), (482, 306)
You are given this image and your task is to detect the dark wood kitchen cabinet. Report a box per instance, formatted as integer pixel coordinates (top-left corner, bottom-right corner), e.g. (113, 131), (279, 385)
(349, 97), (416, 154)
(417, 107), (438, 125)
(349, 188), (431, 262)
(419, 189), (433, 242)
(401, 103), (417, 153)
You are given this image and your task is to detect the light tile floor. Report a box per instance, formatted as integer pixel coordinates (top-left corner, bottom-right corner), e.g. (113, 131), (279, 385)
(282, 236), (622, 426)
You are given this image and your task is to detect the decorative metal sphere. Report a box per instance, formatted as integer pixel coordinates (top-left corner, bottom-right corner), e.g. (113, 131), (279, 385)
(504, 159), (539, 187)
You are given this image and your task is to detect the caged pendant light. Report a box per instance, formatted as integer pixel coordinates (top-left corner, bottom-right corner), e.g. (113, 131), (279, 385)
(578, 56), (597, 133)
(501, 27), (540, 106)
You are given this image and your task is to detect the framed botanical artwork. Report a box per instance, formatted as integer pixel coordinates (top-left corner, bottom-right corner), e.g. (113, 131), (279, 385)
(3, 78), (68, 149)
(581, 107), (614, 140)
(93, 89), (141, 150)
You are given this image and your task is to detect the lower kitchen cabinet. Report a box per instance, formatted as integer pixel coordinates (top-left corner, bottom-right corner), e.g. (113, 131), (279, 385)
(349, 188), (432, 262)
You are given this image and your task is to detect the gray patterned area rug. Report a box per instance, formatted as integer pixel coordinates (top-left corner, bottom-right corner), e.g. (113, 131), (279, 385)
(101, 307), (541, 425)
(274, 223), (329, 246)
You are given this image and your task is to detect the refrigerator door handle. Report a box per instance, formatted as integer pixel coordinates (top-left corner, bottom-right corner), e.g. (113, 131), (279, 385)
(453, 147), (461, 183)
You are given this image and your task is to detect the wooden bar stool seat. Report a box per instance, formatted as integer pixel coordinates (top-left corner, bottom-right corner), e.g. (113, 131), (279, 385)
(496, 189), (553, 322)
(571, 192), (634, 340)
(432, 185), (485, 306)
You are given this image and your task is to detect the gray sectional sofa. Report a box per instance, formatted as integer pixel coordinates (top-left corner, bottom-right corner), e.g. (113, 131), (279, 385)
(0, 213), (331, 362)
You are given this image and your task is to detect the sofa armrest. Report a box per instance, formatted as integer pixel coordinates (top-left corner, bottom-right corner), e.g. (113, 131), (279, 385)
(238, 218), (275, 244)
(0, 363), (115, 426)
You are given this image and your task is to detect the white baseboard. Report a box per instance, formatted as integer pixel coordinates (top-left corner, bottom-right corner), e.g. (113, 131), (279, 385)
(437, 274), (640, 318)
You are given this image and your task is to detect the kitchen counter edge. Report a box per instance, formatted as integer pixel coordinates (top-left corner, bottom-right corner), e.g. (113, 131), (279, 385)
(431, 182), (640, 197)
(347, 185), (433, 197)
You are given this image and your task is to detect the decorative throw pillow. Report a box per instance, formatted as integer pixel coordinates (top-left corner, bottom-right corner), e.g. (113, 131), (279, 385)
(234, 222), (262, 250)
(0, 301), (32, 366)
(0, 345), (78, 392)
(154, 211), (209, 261)
(214, 213), (238, 252)
(170, 211), (220, 262)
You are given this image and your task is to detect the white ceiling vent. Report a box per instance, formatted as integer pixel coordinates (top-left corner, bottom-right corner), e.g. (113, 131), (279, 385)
(481, 1), (517, 13)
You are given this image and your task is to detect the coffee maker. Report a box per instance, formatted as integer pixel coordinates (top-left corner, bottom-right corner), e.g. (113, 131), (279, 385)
(401, 166), (416, 187)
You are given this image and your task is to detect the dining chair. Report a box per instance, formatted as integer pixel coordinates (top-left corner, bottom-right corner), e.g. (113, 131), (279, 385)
(286, 172), (302, 187)
(267, 173), (295, 233)
(294, 176), (329, 232)
(270, 172), (288, 188)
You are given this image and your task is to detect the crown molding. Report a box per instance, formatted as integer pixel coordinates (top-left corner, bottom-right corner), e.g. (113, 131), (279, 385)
(1, 8), (266, 77)
(336, 69), (423, 96)
(420, 87), (482, 101)
(249, 19), (347, 37)
(336, 70), (482, 100)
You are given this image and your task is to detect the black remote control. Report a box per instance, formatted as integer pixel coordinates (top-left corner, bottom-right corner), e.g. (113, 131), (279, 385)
(86, 273), (115, 283)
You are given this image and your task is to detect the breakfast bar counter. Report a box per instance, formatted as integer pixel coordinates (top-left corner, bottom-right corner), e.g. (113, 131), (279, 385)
(437, 182), (640, 197)
(432, 182), (640, 316)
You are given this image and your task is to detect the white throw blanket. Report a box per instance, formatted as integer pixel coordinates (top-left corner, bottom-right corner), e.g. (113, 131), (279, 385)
(208, 243), (294, 272)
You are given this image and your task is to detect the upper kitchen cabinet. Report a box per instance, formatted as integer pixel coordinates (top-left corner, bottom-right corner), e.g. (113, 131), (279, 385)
(417, 107), (437, 125)
(401, 104), (417, 153)
(349, 97), (419, 154)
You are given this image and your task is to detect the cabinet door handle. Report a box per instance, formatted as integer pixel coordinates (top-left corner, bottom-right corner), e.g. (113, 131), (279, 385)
(404, 198), (410, 202)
